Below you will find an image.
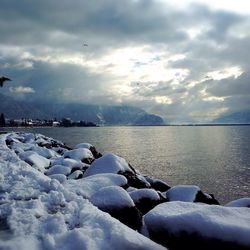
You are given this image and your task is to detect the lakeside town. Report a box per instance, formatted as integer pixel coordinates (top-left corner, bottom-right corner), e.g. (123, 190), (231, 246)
(0, 113), (97, 127)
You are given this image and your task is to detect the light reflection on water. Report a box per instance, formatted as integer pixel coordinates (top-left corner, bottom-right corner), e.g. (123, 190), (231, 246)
(3, 126), (250, 204)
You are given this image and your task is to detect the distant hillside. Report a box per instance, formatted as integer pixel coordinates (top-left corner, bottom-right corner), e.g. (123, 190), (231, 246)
(213, 110), (250, 124)
(0, 93), (164, 125)
(0, 93), (45, 118)
(134, 114), (164, 125)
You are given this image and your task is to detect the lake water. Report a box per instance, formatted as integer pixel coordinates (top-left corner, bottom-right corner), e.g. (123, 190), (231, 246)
(2, 126), (250, 204)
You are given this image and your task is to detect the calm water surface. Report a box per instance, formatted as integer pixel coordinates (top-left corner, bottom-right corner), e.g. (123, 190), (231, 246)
(3, 126), (250, 204)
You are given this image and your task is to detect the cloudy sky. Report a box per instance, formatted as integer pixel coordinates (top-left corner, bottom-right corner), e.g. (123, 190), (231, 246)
(1, 0), (250, 123)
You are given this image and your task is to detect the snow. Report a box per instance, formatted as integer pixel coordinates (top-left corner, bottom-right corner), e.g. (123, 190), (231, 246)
(68, 170), (84, 180)
(51, 157), (88, 171)
(90, 186), (135, 209)
(164, 185), (200, 202)
(19, 151), (50, 172)
(65, 173), (128, 199)
(45, 165), (72, 176)
(31, 145), (59, 159)
(74, 142), (93, 149)
(84, 153), (133, 177)
(49, 174), (67, 183)
(0, 132), (164, 250)
(143, 201), (250, 247)
(2, 131), (249, 250)
(64, 148), (93, 162)
(226, 198), (250, 207)
(129, 189), (160, 204)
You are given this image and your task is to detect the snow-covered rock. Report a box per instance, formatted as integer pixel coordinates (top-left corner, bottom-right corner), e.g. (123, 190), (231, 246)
(144, 176), (170, 192)
(91, 186), (135, 209)
(19, 151), (50, 172)
(2, 131), (249, 250)
(90, 186), (142, 230)
(65, 173), (128, 199)
(49, 174), (67, 183)
(51, 157), (88, 171)
(68, 170), (84, 180)
(164, 185), (200, 202)
(64, 148), (94, 163)
(31, 145), (59, 159)
(84, 153), (150, 189)
(74, 143), (102, 159)
(0, 133), (164, 250)
(129, 188), (165, 214)
(84, 153), (133, 177)
(142, 201), (250, 250)
(45, 165), (72, 176)
(74, 143), (93, 149)
(164, 185), (219, 205)
(226, 198), (250, 208)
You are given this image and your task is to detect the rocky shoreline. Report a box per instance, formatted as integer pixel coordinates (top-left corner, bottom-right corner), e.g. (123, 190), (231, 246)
(0, 132), (249, 250)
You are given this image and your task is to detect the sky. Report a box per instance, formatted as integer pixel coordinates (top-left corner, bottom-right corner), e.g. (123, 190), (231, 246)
(1, 0), (250, 123)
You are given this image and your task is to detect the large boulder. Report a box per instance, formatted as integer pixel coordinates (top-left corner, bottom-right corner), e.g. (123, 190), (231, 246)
(19, 151), (50, 172)
(84, 153), (150, 189)
(163, 185), (219, 205)
(226, 198), (250, 208)
(84, 153), (133, 177)
(45, 165), (72, 176)
(142, 201), (250, 250)
(64, 148), (94, 164)
(129, 188), (166, 214)
(65, 173), (128, 199)
(90, 186), (142, 230)
(144, 176), (170, 192)
(74, 143), (102, 159)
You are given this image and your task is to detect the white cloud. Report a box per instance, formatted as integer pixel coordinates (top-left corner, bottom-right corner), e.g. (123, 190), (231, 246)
(9, 86), (35, 94)
(168, 0), (250, 14)
(1, 0), (250, 122)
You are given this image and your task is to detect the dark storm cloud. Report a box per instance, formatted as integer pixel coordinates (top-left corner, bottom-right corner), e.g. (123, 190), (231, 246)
(206, 72), (250, 97)
(1, 0), (250, 122)
(0, 0), (187, 50)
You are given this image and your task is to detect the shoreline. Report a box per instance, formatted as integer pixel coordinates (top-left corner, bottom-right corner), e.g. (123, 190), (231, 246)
(1, 123), (250, 129)
(0, 131), (249, 250)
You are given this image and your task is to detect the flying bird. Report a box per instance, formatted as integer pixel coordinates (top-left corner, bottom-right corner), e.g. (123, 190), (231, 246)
(0, 76), (11, 87)
(83, 43), (88, 46)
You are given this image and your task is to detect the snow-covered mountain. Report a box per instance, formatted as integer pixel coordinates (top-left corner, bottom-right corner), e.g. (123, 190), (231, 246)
(213, 110), (250, 124)
(0, 93), (164, 125)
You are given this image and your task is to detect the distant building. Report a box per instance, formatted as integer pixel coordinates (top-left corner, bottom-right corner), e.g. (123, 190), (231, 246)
(52, 121), (60, 127)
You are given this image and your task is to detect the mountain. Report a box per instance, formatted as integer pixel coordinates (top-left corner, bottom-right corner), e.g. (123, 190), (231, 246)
(213, 110), (250, 124)
(0, 93), (45, 118)
(0, 93), (164, 125)
(134, 114), (164, 125)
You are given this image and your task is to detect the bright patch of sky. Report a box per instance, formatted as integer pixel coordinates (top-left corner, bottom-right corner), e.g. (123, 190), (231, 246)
(169, 0), (250, 14)
(1, 0), (250, 123)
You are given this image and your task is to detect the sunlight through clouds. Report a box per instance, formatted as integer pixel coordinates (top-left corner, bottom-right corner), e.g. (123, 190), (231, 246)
(1, 0), (250, 122)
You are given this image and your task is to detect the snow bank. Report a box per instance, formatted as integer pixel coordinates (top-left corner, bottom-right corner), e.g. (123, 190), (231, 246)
(51, 157), (88, 171)
(129, 188), (160, 204)
(64, 148), (94, 162)
(45, 165), (72, 176)
(164, 185), (200, 202)
(226, 198), (250, 208)
(0, 133), (164, 250)
(143, 201), (250, 249)
(90, 186), (135, 209)
(1, 131), (249, 250)
(19, 151), (50, 172)
(65, 173), (127, 199)
(74, 142), (93, 149)
(84, 153), (133, 177)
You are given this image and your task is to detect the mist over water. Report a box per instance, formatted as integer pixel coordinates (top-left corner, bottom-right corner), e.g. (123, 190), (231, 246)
(4, 126), (250, 204)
